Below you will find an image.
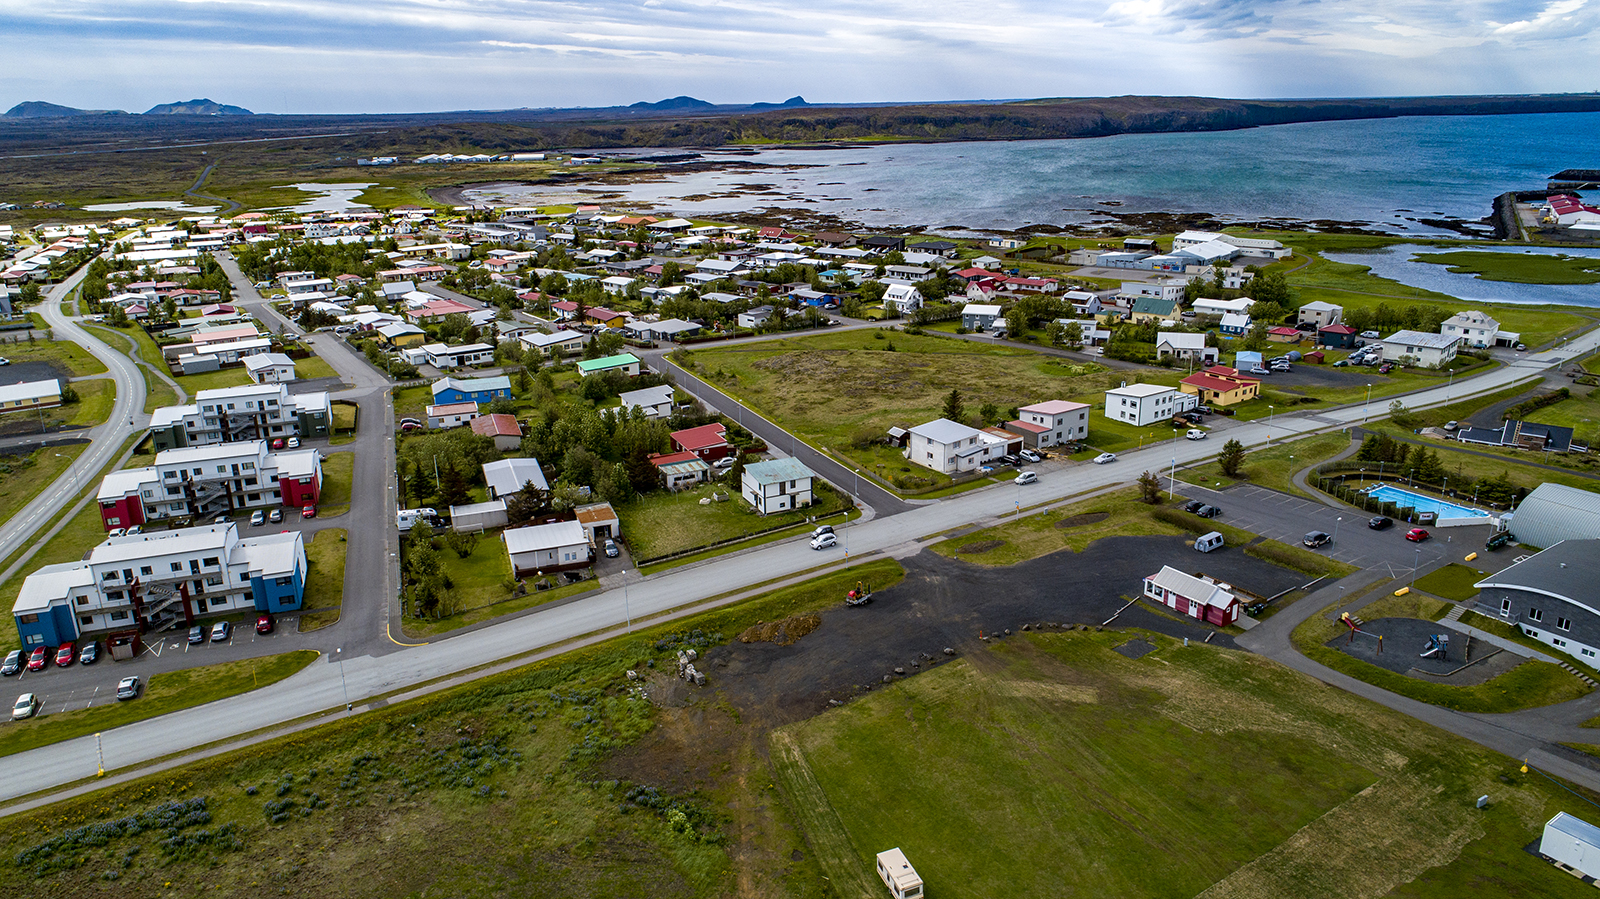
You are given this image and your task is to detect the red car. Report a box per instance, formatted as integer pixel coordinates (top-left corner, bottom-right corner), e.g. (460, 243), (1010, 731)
(27, 646), (49, 671)
(271, 438), (286, 450)
(1405, 527), (1431, 542)
(54, 642), (76, 668)
(301, 506), (317, 519)
(256, 613), (275, 635)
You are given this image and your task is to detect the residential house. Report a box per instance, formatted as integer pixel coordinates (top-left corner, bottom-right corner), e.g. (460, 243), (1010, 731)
(741, 458), (816, 515)
(961, 303), (1003, 331)
(1142, 565), (1241, 626)
(670, 423), (730, 461)
(1179, 366), (1261, 406)
(907, 240), (958, 257)
(630, 318), (702, 342)
(1129, 296), (1181, 324)
(861, 236), (906, 253)
(1473, 540), (1600, 665)
(1317, 323), (1358, 349)
(1456, 419), (1579, 454)
(1191, 297), (1255, 318)
(426, 401), (480, 430)
(575, 353), (642, 378)
(470, 413), (523, 451)
(737, 305), (776, 329)
(519, 329), (584, 357)
(883, 281), (923, 314)
(483, 458), (549, 500)
(1053, 319), (1111, 347)
(422, 342), (496, 369)
(574, 502), (620, 542)
(651, 451), (712, 490)
(1007, 400), (1089, 448)
(1266, 326), (1304, 343)
(1156, 332), (1219, 366)
(406, 298), (475, 324)
(619, 384), (675, 419)
(242, 353), (297, 384)
(1064, 290), (1103, 315)
(904, 418), (1008, 474)
(1378, 330), (1459, 367)
(12, 523), (307, 648)
(1441, 310), (1519, 348)
(377, 323), (427, 347)
(883, 265), (931, 282)
(503, 520), (591, 577)
(1298, 301), (1343, 328)
(0, 379), (62, 414)
(1105, 384), (1196, 427)
(1219, 312), (1252, 336)
(431, 375), (512, 405)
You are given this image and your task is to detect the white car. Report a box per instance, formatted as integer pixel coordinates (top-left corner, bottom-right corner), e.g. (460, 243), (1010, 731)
(1092, 453), (1117, 464)
(712, 456), (736, 471)
(12, 693), (40, 721)
(1186, 429), (1207, 440)
(1018, 449), (1042, 463)
(810, 533), (838, 550)
(1014, 471), (1038, 485)
(287, 437), (300, 449)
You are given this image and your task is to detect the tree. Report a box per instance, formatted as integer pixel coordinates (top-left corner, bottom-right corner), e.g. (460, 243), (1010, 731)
(1250, 270), (1293, 308)
(1219, 438), (1246, 477)
(1239, 321), (1270, 352)
(659, 261), (681, 286)
(1137, 470), (1162, 504)
(979, 402), (1000, 424)
(438, 464), (470, 508)
(1061, 321), (1083, 348)
(443, 530), (480, 559)
(1388, 399), (1418, 430)
(941, 388), (966, 423)
(505, 482), (552, 524)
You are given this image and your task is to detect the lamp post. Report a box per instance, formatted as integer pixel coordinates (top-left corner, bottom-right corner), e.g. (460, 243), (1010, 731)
(1267, 405), (1274, 441)
(1412, 544), (1421, 587)
(1408, 468), (1415, 488)
(1362, 384), (1372, 422)
(336, 647), (351, 711)
(622, 567), (632, 632)
(1332, 515), (1342, 546)
(1446, 369), (1454, 401)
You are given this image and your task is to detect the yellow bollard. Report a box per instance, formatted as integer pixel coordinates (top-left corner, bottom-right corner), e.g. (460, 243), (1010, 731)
(1393, 586), (1411, 596)
(1464, 552), (1477, 562)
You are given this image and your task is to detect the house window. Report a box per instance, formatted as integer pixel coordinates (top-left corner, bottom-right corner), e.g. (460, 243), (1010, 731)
(76, 596), (90, 605)
(204, 557), (220, 567)
(110, 611), (129, 621)
(102, 571), (119, 582)
(211, 597), (227, 607)
(1559, 617), (1572, 631)
(243, 591), (253, 602)
(1584, 648), (1596, 659)
(171, 562), (183, 572)
(1529, 608), (1543, 622)
(1554, 638), (1568, 648)
(80, 615), (93, 625)
(141, 566), (153, 576)
(275, 576), (292, 586)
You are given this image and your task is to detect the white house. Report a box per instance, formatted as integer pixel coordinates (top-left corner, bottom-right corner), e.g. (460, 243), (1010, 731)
(1120, 279), (1186, 302)
(1156, 332), (1218, 366)
(483, 458), (548, 500)
(1441, 310), (1519, 348)
(905, 418), (1007, 474)
(1378, 330), (1460, 367)
(1191, 296), (1255, 318)
(1054, 318), (1111, 347)
(503, 520), (591, 576)
(882, 280), (923, 314)
(740, 458), (816, 515)
(619, 384), (675, 419)
(1297, 301), (1343, 328)
(242, 353), (297, 384)
(426, 401), (480, 430)
(961, 303), (1003, 331)
(1007, 400), (1089, 448)
(423, 342), (495, 369)
(1105, 383), (1196, 427)
(519, 330), (585, 357)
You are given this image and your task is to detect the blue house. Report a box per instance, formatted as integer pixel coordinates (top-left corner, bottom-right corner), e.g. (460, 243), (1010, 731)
(432, 375), (512, 406)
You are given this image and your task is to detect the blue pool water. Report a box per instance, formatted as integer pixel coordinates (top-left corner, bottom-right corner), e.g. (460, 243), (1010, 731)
(1366, 485), (1490, 519)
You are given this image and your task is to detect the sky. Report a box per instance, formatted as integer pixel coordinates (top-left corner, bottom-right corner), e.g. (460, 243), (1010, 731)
(4, 0), (1599, 114)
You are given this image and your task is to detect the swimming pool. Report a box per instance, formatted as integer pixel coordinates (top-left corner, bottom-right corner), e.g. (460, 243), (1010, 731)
(1365, 485), (1490, 519)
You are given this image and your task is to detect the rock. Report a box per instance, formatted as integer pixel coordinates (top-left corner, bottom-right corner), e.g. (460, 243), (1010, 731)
(943, 647), (956, 656)
(626, 670), (638, 681)
(1004, 628), (1012, 635)
(893, 667), (906, 675)
(883, 675), (893, 684)
(1022, 624), (1031, 631)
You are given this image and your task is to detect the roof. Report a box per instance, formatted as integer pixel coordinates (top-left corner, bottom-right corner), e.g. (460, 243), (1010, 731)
(504, 519), (588, 555)
(1382, 329), (1460, 350)
(1318, 323), (1357, 334)
(1498, 484), (1600, 550)
(961, 303), (1002, 316)
(574, 502), (618, 526)
(242, 353), (295, 371)
(908, 418), (983, 445)
(521, 329), (583, 348)
(1131, 296), (1179, 315)
(651, 450), (704, 468)
(13, 562), (96, 614)
(671, 423), (728, 451)
(426, 402), (479, 416)
(1006, 419), (1049, 434)
(1474, 540), (1600, 604)
(1157, 332), (1207, 350)
(1145, 566), (1236, 609)
(483, 458), (548, 496)
(0, 379), (61, 404)
(875, 849), (922, 891)
(1107, 383), (1176, 399)
(576, 353), (641, 373)
(1300, 300), (1342, 312)
(471, 413), (521, 439)
(1546, 812), (1600, 849)
(91, 523), (237, 566)
(1020, 400), (1089, 416)
(236, 530), (303, 578)
(742, 457), (814, 486)
(620, 384), (675, 408)
(432, 375), (511, 397)
(97, 466), (155, 500)
(274, 449), (320, 480)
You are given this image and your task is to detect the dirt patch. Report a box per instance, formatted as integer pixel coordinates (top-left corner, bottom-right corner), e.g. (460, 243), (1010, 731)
(1056, 511), (1110, 529)
(956, 540), (1004, 554)
(739, 613), (822, 646)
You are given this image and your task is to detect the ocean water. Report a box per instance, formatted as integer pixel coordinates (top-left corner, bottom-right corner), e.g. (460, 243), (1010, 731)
(464, 111), (1600, 236)
(1324, 244), (1600, 307)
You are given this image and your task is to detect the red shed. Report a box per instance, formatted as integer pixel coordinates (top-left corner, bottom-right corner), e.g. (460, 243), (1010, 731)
(1142, 566), (1240, 626)
(670, 423), (731, 461)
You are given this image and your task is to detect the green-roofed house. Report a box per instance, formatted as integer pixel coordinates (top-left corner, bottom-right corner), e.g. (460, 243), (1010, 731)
(1129, 296), (1182, 324)
(576, 352), (642, 378)
(740, 457), (816, 515)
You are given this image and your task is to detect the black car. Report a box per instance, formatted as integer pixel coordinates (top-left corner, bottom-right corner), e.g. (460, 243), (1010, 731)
(1303, 531), (1332, 548)
(1182, 500), (1206, 513)
(1368, 516), (1393, 530)
(78, 641), (100, 665)
(1195, 505), (1222, 518)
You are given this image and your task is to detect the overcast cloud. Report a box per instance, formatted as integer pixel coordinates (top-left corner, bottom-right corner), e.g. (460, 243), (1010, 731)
(3, 0), (1597, 113)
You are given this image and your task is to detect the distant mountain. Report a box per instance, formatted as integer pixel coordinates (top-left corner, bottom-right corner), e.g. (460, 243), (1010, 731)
(3, 101), (126, 118)
(750, 96), (810, 109)
(629, 96), (715, 111)
(143, 99), (253, 116)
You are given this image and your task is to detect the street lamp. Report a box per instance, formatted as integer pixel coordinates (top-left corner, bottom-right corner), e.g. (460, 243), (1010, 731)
(622, 567), (632, 632)
(1408, 468), (1415, 488)
(1446, 369), (1454, 401)
(336, 647), (351, 711)
(1267, 405), (1274, 439)
(1332, 515), (1342, 545)
(1362, 384), (1372, 422)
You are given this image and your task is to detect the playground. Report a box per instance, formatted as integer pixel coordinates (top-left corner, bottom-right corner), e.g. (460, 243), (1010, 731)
(1326, 616), (1524, 685)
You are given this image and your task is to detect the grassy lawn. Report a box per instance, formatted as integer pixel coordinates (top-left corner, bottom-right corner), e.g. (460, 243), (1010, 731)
(299, 528), (347, 632)
(1512, 389), (1600, 450)
(0, 338), (108, 376)
(172, 366), (254, 394)
(0, 493), (121, 654)
(317, 451), (354, 515)
(779, 627), (1592, 899)
(1459, 610), (1600, 682)
(0, 444), (89, 531)
(1294, 601), (1590, 713)
(85, 324), (181, 411)
(60, 377), (114, 428)
(620, 481), (852, 561)
(0, 651), (318, 759)
(1182, 431), (1352, 497)
(293, 353), (340, 381)
(1412, 563), (1490, 602)
(1415, 250), (1600, 285)
(329, 400), (358, 445)
(1582, 351), (1600, 375)
(393, 383), (433, 421)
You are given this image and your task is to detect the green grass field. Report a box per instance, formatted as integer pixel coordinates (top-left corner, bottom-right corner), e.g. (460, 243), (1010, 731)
(1415, 250), (1600, 285)
(299, 529), (347, 631)
(777, 629), (1595, 899)
(1412, 563), (1491, 602)
(317, 451), (354, 515)
(1182, 431), (1352, 497)
(0, 651), (318, 759)
(292, 353), (340, 381)
(0, 338), (109, 376)
(619, 480), (851, 560)
(0, 444), (89, 535)
(933, 489), (1187, 565)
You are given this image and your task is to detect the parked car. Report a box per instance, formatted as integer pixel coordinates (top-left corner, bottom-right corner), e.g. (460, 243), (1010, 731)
(1195, 504), (1222, 518)
(603, 538), (619, 558)
(1303, 531), (1332, 548)
(12, 693), (40, 721)
(399, 417), (423, 428)
(116, 676), (141, 701)
(1185, 429), (1207, 440)
(1014, 471), (1038, 485)
(810, 533), (838, 550)
(1515, 343), (1526, 351)
(107, 527), (127, 538)
(256, 613), (275, 635)
(1405, 527), (1431, 543)
(1, 650), (21, 676)
(1018, 449), (1042, 463)
(1360, 330), (1380, 339)
(287, 437), (300, 449)
(1418, 511), (1438, 526)
(271, 438), (286, 450)
(712, 456), (736, 471)
(1378, 363), (1394, 374)
(1182, 500), (1206, 514)
(1249, 366), (1271, 375)
(1444, 421), (1459, 431)
(401, 421), (423, 432)
(27, 646), (49, 671)
(54, 642), (76, 668)
(1368, 516), (1394, 530)
(78, 641), (100, 665)
(999, 454), (1021, 467)
(269, 508), (284, 524)
(250, 509), (266, 526)
(302, 506), (317, 519)
(188, 626), (207, 646)
(211, 621), (231, 643)
(1092, 453), (1117, 464)
(1195, 405), (1212, 415)
(1332, 360), (1349, 367)
(0, 357), (9, 366)
(812, 525), (834, 538)
(126, 525), (141, 536)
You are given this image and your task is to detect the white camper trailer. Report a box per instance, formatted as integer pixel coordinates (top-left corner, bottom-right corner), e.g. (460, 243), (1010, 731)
(875, 848), (924, 899)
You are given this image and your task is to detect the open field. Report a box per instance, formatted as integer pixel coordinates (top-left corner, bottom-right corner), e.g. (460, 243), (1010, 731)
(1513, 388), (1600, 449)
(0, 651), (318, 759)
(0, 444), (89, 534)
(619, 480), (851, 560)
(1182, 431), (1352, 497)
(1416, 250), (1600, 285)
(0, 339), (109, 377)
(298, 529), (347, 632)
(778, 628), (1594, 899)
(291, 353), (340, 381)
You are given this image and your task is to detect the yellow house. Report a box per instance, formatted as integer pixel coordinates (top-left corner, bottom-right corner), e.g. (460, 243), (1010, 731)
(0, 378), (63, 414)
(378, 323), (427, 348)
(1179, 366), (1261, 406)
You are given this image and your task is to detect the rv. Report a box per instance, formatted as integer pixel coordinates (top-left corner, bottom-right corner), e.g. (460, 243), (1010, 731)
(875, 848), (924, 899)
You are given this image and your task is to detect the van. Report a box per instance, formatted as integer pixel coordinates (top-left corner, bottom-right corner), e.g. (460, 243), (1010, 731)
(1194, 531), (1224, 553)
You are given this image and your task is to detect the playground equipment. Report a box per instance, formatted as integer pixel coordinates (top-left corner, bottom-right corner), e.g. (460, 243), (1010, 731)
(1420, 633), (1450, 661)
(846, 580), (872, 607)
(1340, 613), (1383, 653)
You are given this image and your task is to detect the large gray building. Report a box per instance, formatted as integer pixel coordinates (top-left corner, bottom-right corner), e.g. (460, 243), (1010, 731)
(1503, 483), (1600, 549)
(1474, 539), (1600, 666)
(147, 383), (330, 451)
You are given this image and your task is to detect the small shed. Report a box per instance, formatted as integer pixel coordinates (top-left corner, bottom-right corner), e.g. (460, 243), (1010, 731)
(1541, 812), (1600, 879)
(874, 848), (924, 899)
(1303, 350), (1325, 364)
(449, 499), (508, 534)
(886, 426), (909, 448)
(1142, 565), (1241, 626)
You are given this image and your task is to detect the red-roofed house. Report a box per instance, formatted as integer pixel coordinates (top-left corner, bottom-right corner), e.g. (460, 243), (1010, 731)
(1318, 323), (1358, 349)
(470, 413), (523, 451)
(670, 423), (730, 461)
(408, 299), (475, 323)
(952, 268), (996, 283)
(1002, 277), (1059, 294)
(1267, 326), (1303, 343)
(1179, 366), (1260, 406)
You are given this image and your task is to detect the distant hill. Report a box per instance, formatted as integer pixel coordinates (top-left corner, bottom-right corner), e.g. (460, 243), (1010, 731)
(750, 96), (810, 109)
(629, 96), (715, 111)
(3, 101), (126, 118)
(143, 99), (253, 116)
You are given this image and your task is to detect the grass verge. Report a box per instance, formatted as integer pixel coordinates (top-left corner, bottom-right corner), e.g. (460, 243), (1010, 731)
(316, 452), (353, 516)
(298, 529), (347, 632)
(1412, 563), (1490, 602)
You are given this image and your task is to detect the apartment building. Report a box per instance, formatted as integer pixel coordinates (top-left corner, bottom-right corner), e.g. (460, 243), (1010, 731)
(147, 383), (330, 451)
(97, 442), (322, 530)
